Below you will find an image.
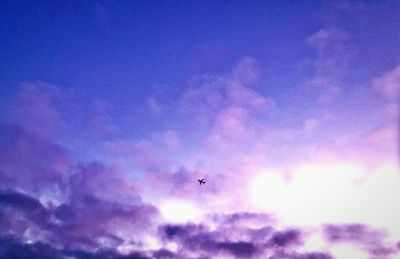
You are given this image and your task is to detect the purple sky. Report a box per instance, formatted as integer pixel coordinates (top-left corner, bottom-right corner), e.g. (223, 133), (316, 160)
(0, 1), (399, 258)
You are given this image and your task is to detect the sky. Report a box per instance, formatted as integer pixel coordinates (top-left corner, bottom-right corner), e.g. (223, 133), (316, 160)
(0, 1), (399, 258)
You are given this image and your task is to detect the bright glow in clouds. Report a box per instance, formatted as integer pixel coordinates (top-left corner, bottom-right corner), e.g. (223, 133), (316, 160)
(251, 169), (288, 213)
(302, 231), (327, 252)
(250, 163), (400, 238)
(143, 235), (161, 250)
(166, 241), (178, 252)
(160, 199), (201, 223)
(117, 242), (138, 255)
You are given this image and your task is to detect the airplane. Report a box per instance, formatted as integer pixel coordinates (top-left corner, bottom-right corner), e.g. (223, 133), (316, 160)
(198, 177), (206, 185)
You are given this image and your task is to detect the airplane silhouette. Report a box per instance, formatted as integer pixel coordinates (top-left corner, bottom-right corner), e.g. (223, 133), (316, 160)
(198, 177), (206, 185)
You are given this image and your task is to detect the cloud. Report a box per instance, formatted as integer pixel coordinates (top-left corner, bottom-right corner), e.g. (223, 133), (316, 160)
(160, 223), (206, 240)
(0, 190), (51, 237)
(175, 58), (278, 172)
(303, 118), (320, 133)
(139, 166), (198, 199)
(324, 224), (385, 244)
(156, 217), (299, 257)
(269, 229), (302, 247)
(155, 217), (399, 258)
(231, 57), (261, 84)
(208, 106), (252, 145)
(105, 139), (166, 170)
(67, 161), (140, 204)
(214, 212), (274, 226)
(373, 64), (400, 101)
(0, 83), (160, 253)
(306, 27), (354, 76)
(304, 27), (356, 104)
(52, 195), (158, 247)
(0, 195), (399, 259)
(216, 241), (257, 257)
(8, 82), (66, 137)
(152, 249), (176, 258)
(323, 224), (399, 258)
(147, 96), (163, 116)
(159, 222), (259, 257)
(0, 188), (158, 253)
(0, 234), (151, 259)
(0, 124), (71, 196)
(0, 235), (61, 259)
(295, 252), (333, 259)
(88, 98), (119, 137)
(0, 60), (399, 258)
(180, 57), (273, 128)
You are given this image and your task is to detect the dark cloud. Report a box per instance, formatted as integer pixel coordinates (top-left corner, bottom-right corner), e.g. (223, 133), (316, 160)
(323, 224), (399, 258)
(156, 221), (363, 258)
(0, 113), (158, 254)
(0, 121), (158, 251)
(324, 223), (365, 242)
(159, 222), (266, 257)
(0, 190), (49, 218)
(216, 241), (256, 257)
(152, 249), (176, 259)
(368, 246), (398, 258)
(215, 211), (273, 225)
(0, 234), (151, 259)
(269, 229), (302, 247)
(294, 252), (334, 259)
(0, 207), (399, 259)
(161, 223), (207, 240)
(248, 226), (274, 243)
(49, 195), (158, 251)
(0, 189), (51, 229)
(268, 251), (333, 259)
(0, 184), (157, 253)
(0, 235), (61, 259)
(160, 223), (257, 257)
(323, 223), (384, 244)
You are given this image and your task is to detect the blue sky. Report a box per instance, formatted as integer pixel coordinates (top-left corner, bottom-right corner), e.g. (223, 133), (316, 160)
(1, 1), (399, 132)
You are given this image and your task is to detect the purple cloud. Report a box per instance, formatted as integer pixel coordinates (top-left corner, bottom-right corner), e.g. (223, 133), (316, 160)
(51, 196), (157, 249)
(0, 124), (71, 196)
(0, 190), (51, 238)
(323, 224), (399, 258)
(373, 64), (400, 101)
(0, 234), (151, 259)
(294, 252), (334, 259)
(269, 229), (302, 247)
(216, 241), (257, 257)
(152, 248), (176, 258)
(324, 224), (385, 244)
(8, 82), (67, 137)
